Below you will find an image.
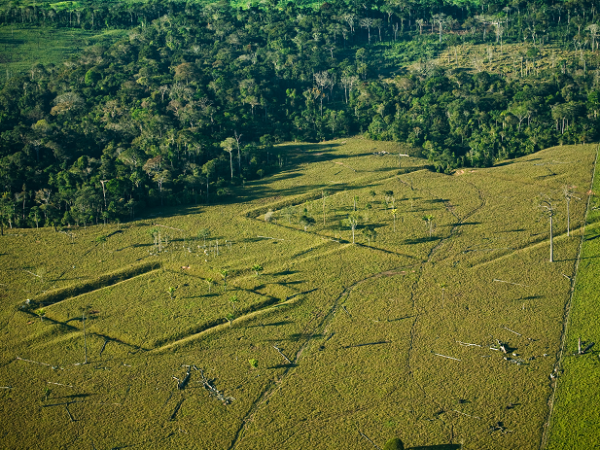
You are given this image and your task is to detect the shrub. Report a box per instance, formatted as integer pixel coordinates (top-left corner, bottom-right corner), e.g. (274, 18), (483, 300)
(383, 438), (404, 450)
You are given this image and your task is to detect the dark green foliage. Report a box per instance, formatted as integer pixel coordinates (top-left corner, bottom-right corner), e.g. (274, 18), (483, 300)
(0, 0), (599, 228)
(383, 437), (404, 450)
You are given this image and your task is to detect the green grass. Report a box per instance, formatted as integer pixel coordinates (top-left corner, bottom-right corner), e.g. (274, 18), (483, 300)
(546, 145), (600, 450)
(0, 25), (127, 74)
(0, 139), (597, 449)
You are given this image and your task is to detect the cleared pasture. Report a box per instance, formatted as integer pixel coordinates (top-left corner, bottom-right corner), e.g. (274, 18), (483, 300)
(0, 139), (597, 449)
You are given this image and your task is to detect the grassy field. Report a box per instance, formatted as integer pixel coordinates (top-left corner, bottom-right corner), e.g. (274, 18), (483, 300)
(546, 146), (600, 450)
(0, 139), (597, 449)
(0, 25), (127, 75)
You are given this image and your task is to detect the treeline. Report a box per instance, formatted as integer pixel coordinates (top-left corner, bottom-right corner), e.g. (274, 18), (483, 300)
(0, 0), (600, 230)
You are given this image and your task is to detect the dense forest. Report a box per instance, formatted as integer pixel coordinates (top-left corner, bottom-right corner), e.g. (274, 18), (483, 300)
(1, 0), (600, 229)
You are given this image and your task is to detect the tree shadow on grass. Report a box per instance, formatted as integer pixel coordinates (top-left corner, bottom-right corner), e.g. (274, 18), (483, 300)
(271, 270), (299, 276)
(261, 333), (323, 342)
(409, 445), (461, 450)
(438, 221), (481, 228)
(404, 237), (442, 245)
(267, 363), (298, 369)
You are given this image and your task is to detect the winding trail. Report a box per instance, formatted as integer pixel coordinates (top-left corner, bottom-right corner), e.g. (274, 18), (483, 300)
(227, 264), (413, 450)
(403, 179), (486, 442)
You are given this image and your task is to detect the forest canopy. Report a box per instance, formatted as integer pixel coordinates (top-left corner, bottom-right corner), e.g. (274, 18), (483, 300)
(1, 0), (599, 229)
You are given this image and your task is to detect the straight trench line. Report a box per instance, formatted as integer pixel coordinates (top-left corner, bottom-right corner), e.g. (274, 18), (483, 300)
(150, 295), (307, 353)
(540, 143), (599, 449)
(466, 221), (600, 271)
(42, 268), (162, 310)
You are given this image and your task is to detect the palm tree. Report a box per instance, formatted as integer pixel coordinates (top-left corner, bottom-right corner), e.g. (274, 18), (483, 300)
(390, 208), (398, 232)
(342, 213), (359, 244)
(252, 264), (263, 277)
(168, 286), (176, 300)
(205, 277), (214, 294)
(562, 184), (579, 237)
(221, 269), (229, 289)
(538, 199), (556, 262)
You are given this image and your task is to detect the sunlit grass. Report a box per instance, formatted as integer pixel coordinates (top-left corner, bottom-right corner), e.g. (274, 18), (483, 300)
(0, 139), (596, 449)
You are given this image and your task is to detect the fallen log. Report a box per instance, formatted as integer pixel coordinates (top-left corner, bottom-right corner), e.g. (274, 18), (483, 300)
(273, 346), (292, 364)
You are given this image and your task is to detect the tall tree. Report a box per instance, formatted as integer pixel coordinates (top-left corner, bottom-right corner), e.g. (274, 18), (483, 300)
(220, 137), (236, 180)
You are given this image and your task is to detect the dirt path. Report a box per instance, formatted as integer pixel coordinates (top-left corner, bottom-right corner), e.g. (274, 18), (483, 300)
(403, 179), (486, 443)
(227, 264), (412, 450)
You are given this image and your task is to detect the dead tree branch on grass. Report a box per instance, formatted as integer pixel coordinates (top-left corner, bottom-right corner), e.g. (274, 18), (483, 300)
(47, 381), (73, 388)
(199, 368), (234, 405)
(358, 430), (381, 450)
(457, 341), (482, 347)
(65, 405), (75, 422)
(502, 326), (522, 336)
(433, 352), (461, 361)
(493, 279), (529, 288)
(272, 346), (292, 364)
(173, 368), (191, 390)
(16, 356), (61, 369)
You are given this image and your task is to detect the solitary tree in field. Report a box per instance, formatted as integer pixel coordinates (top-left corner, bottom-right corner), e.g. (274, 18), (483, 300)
(390, 208), (398, 232)
(229, 295), (238, 311)
(362, 226), (377, 244)
(79, 305), (91, 365)
(205, 277), (214, 294)
(422, 214), (434, 238)
(539, 199), (557, 262)
(299, 215), (315, 232)
(95, 234), (108, 250)
(35, 308), (46, 321)
(221, 269), (229, 289)
(322, 190), (328, 225)
(220, 137), (236, 180)
(342, 213), (360, 244)
(384, 190), (395, 209)
(562, 184), (579, 237)
(252, 264), (263, 277)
